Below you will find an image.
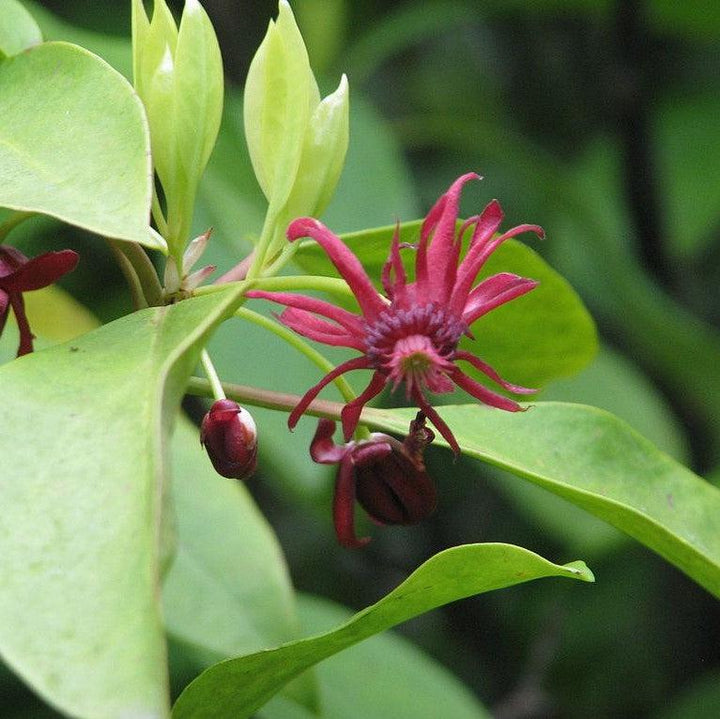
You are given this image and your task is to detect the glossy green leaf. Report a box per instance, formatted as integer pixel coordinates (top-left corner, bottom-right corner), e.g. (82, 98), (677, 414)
(293, 221), (597, 387)
(362, 402), (720, 597)
(164, 415), (318, 710)
(172, 544), (592, 717)
(0, 41), (161, 250)
(0, 0), (42, 57)
(23, 0), (132, 77)
(259, 593), (492, 719)
(0, 287), (242, 718)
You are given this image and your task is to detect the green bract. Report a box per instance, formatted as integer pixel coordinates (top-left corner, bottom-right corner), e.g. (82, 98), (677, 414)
(244, 0), (349, 255)
(132, 0), (223, 264)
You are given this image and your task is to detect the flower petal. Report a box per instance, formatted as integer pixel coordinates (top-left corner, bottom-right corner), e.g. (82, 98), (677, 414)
(340, 370), (386, 441)
(381, 223), (406, 301)
(451, 209), (542, 314)
(2, 250), (79, 292)
(450, 367), (526, 412)
(288, 355), (374, 430)
(246, 290), (364, 334)
(9, 293), (34, 356)
(310, 419), (348, 464)
(461, 273), (538, 326)
(279, 308), (366, 350)
(418, 173), (480, 304)
(287, 218), (385, 321)
(454, 350), (537, 394)
(333, 455), (370, 548)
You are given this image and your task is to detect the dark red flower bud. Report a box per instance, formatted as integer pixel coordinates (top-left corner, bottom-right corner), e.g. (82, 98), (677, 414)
(310, 413), (437, 547)
(200, 399), (258, 480)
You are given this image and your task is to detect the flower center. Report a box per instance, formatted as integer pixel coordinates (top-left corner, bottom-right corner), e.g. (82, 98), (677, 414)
(364, 303), (466, 394)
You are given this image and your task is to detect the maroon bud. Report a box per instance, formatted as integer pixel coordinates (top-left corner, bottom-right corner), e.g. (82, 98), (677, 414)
(354, 435), (437, 526)
(200, 399), (258, 479)
(310, 415), (437, 548)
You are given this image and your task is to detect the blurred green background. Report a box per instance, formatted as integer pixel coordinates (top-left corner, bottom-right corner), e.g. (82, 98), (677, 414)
(3, 1), (720, 717)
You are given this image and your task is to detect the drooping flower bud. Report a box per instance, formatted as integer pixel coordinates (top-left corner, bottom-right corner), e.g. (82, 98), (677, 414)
(200, 399), (258, 480)
(310, 413), (436, 547)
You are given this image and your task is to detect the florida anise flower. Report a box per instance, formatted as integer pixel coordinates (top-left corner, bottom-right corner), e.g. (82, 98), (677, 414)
(0, 245), (79, 357)
(311, 413), (436, 547)
(248, 173), (544, 453)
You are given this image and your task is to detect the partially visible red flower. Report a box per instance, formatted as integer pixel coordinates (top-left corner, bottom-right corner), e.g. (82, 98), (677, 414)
(0, 245), (79, 357)
(200, 399), (258, 480)
(311, 413), (436, 548)
(248, 173), (543, 453)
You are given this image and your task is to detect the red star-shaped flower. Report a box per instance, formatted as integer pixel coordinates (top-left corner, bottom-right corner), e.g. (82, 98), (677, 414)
(0, 245), (79, 357)
(248, 173), (543, 453)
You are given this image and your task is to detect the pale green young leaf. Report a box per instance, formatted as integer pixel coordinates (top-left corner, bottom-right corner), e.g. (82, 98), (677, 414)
(0, 41), (161, 250)
(172, 544), (591, 717)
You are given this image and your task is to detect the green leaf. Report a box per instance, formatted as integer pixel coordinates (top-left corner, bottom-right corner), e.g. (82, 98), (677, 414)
(171, 543), (592, 718)
(294, 221), (597, 388)
(0, 41), (161, 250)
(362, 402), (720, 598)
(0, 287), (242, 718)
(259, 593), (492, 719)
(164, 415), (318, 710)
(0, 0), (42, 57)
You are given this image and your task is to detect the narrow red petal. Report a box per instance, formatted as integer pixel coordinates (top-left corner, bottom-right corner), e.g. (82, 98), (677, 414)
(9, 293), (34, 356)
(310, 419), (348, 464)
(461, 273), (538, 325)
(246, 290), (364, 334)
(340, 371), (387, 441)
(451, 214), (542, 314)
(333, 457), (370, 548)
(279, 308), (366, 350)
(381, 223), (406, 300)
(288, 356), (373, 430)
(422, 173), (480, 304)
(454, 350), (537, 394)
(450, 368), (526, 412)
(287, 218), (385, 321)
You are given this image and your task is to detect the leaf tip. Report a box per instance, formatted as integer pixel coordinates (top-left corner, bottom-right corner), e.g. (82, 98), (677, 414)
(563, 560), (595, 583)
